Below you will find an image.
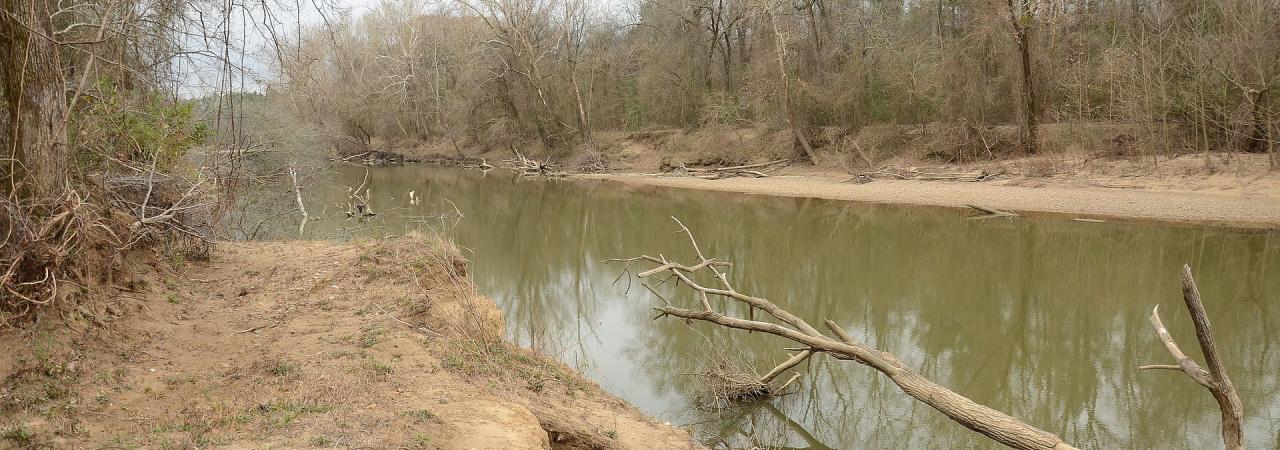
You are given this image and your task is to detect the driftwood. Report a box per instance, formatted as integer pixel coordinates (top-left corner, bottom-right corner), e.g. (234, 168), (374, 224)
(679, 159), (790, 180)
(685, 159), (791, 173)
(1139, 265), (1243, 450)
(851, 166), (1002, 183)
(610, 218), (1249, 450)
(966, 204), (1017, 219)
(500, 150), (560, 178)
(609, 218), (1077, 450)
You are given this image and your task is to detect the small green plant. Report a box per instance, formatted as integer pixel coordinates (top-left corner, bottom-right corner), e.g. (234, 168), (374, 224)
(605, 430), (618, 439)
(268, 360), (295, 377)
(166, 294), (182, 304)
(43, 382), (70, 400)
(310, 435), (334, 447)
(358, 326), (385, 349)
(161, 375), (191, 387)
(2, 426), (33, 444)
(254, 401), (334, 428)
(365, 359), (393, 375)
(402, 409), (437, 423)
(412, 432), (431, 447)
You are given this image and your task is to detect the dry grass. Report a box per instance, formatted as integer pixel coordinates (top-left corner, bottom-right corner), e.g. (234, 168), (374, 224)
(686, 347), (776, 411)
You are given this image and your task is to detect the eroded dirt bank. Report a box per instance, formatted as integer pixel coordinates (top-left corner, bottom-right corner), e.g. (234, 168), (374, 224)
(0, 236), (698, 449)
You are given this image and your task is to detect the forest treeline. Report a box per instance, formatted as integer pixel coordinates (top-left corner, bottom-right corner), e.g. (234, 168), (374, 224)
(274, 0), (1279, 165)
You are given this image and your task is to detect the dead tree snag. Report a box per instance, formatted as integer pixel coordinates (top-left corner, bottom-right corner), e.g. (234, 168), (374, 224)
(1140, 265), (1244, 450)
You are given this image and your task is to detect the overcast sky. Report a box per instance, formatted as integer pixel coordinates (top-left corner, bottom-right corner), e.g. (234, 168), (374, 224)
(178, 0), (384, 96)
(179, 0), (631, 96)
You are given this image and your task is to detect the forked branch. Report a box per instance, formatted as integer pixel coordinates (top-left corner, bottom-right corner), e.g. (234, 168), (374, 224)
(1140, 265), (1244, 450)
(609, 217), (1077, 450)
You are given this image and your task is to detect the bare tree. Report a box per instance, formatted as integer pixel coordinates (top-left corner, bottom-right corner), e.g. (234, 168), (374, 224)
(1003, 0), (1041, 154)
(762, 0), (817, 163)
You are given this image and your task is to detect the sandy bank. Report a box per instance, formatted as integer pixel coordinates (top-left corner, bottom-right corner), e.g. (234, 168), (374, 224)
(582, 171), (1280, 230)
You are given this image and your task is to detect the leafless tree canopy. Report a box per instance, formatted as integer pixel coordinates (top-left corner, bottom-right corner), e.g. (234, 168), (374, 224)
(269, 0), (1279, 165)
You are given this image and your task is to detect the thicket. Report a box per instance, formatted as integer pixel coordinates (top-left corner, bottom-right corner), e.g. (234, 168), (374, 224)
(0, 1), (246, 326)
(271, 0), (1279, 167)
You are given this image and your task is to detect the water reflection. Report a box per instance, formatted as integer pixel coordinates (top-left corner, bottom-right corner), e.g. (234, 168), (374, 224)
(285, 165), (1279, 449)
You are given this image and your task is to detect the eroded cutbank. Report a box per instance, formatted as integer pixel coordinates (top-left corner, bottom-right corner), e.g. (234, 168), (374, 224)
(0, 234), (698, 449)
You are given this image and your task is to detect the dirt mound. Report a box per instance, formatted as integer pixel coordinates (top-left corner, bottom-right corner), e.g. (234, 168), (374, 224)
(0, 235), (699, 449)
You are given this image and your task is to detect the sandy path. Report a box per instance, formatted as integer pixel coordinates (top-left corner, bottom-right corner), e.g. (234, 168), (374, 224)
(584, 173), (1280, 229)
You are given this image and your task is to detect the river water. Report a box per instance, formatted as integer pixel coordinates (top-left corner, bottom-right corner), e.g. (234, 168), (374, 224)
(281, 165), (1278, 449)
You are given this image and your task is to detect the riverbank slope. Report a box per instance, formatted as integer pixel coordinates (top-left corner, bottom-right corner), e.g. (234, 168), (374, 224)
(0, 236), (698, 449)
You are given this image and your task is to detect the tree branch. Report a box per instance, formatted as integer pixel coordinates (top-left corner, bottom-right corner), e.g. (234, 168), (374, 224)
(614, 217), (1078, 450)
(1141, 265), (1244, 450)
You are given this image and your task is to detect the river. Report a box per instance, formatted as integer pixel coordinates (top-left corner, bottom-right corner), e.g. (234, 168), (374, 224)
(274, 164), (1279, 449)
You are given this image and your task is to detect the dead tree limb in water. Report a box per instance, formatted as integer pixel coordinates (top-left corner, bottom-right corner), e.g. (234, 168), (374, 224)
(287, 165), (309, 234)
(1140, 265), (1244, 450)
(608, 217), (1078, 450)
(967, 204), (1018, 219)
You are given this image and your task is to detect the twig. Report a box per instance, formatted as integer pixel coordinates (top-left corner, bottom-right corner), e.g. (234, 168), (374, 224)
(235, 322), (280, 334)
(374, 302), (442, 338)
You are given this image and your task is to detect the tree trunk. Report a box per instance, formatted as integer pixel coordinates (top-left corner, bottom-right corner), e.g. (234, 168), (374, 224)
(1006, 0), (1039, 155)
(768, 11), (818, 163)
(1018, 32), (1039, 154)
(570, 68), (592, 143)
(1246, 89), (1269, 153)
(720, 32), (733, 93)
(0, 0), (69, 197)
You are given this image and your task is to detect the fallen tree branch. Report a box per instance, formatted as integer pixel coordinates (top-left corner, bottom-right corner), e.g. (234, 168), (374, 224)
(288, 165), (309, 234)
(374, 302), (442, 338)
(679, 159), (790, 180)
(500, 149), (561, 178)
(966, 204), (1018, 219)
(1140, 265), (1244, 450)
(851, 166), (1002, 183)
(684, 159), (791, 173)
(609, 217), (1078, 450)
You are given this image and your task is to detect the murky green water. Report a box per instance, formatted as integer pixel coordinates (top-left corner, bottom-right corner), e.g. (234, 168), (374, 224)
(281, 165), (1278, 449)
